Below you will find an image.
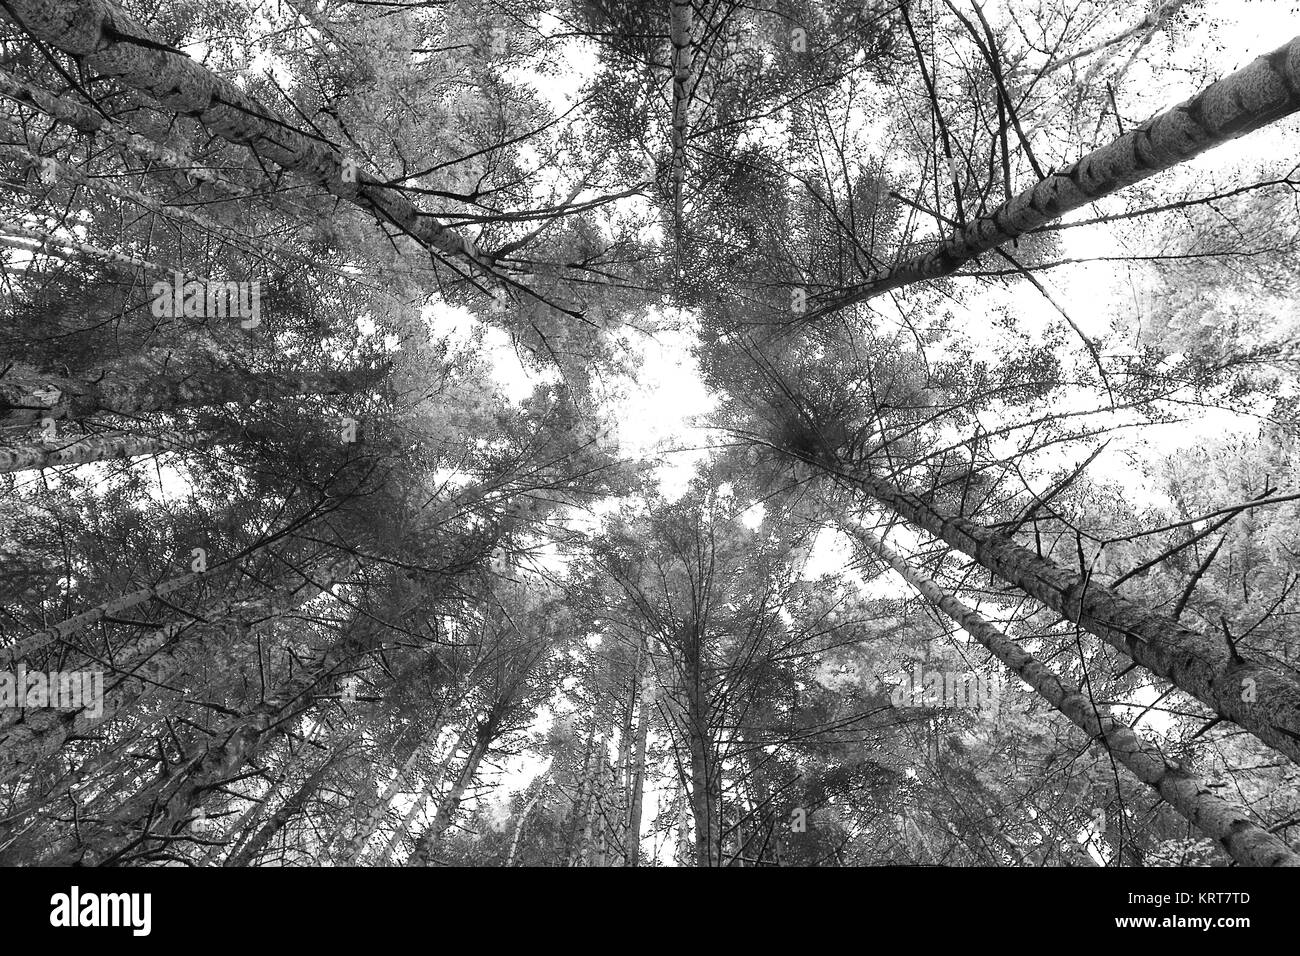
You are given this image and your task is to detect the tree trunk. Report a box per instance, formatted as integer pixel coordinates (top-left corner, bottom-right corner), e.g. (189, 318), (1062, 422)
(0, 364), (381, 428)
(682, 647), (718, 866)
(406, 717), (497, 866)
(42, 611), (381, 865)
(0, 554), (357, 783)
(815, 34), (1300, 317)
(0, 0), (512, 284)
(851, 524), (1300, 868)
(0, 430), (223, 473)
(223, 748), (342, 867)
(843, 467), (1300, 765)
(625, 695), (651, 866)
(668, 0), (693, 239)
(505, 768), (551, 867)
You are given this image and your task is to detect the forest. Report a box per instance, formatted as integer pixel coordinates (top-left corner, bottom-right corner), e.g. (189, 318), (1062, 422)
(1, 0), (1299, 868)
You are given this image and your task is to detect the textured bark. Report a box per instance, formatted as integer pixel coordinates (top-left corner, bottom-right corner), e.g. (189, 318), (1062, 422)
(0, 65), (225, 186)
(505, 768), (551, 867)
(0, 65), (322, 223)
(851, 526), (1300, 868)
(0, 429), (218, 473)
(846, 468), (1300, 765)
(624, 693), (651, 866)
(818, 34), (1300, 316)
(668, 0), (693, 234)
(0, 364), (380, 427)
(406, 717), (497, 866)
(682, 649), (719, 867)
(0, 0), (514, 285)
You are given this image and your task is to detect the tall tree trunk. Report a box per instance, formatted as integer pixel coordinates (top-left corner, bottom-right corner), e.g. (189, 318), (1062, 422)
(505, 768), (551, 867)
(222, 747), (342, 867)
(0, 364), (381, 428)
(0, 0), (513, 284)
(625, 694), (651, 866)
(345, 721), (446, 863)
(814, 34), (1300, 317)
(0, 429), (224, 473)
(210, 720), (333, 866)
(851, 524), (1300, 867)
(840, 467), (1300, 765)
(668, 0), (693, 244)
(406, 716), (498, 866)
(682, 646), (719, 867)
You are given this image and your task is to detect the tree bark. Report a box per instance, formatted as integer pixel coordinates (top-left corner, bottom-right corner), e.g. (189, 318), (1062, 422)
(0, 364), (381, 427)
(0, 0), (515, 285)
(851, 524), (1300, 867)
(406, 715), (499, 866)
(42, 606), (380, 865)
(815, 34), (1300, 317)
(842, 467), (1300, 765)
(0, 555), (357, 785)
(0, 430), (221, 473)
(222, 748), (342, 867)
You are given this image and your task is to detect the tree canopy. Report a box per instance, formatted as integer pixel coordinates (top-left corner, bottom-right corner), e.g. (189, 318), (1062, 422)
(2, 0), (1300, 868)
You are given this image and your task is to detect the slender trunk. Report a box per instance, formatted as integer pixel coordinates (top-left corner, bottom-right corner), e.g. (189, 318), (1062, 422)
(0, 0), (512, 284)
(668, 0), (693, 241)
(407, 717), (497, 866)
(816, 34), (1300, 317)
(0, 216), (185, 280)
(223, 748), (341, 867)
(562, 724), (597, 865)
(0, 364), (381, 428)
(370, 727), (470, 865)
(852, 525), (1300, 867)
(345, 722), (444, 863)
(0, 555), (356, 783)
(505, 768), (551, 867)
(843, 468), (1300, 764)
(682, 648), (718, 867)
(210, 720), (331, 866)
(625, 695), (651, 866)
(0, 429), (223, 473)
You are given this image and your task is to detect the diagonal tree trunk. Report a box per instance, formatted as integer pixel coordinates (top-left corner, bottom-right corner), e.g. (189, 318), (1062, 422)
(813, 34), (1300, 318)
(504, 766), (552, 867)
(0, 429), (224, 473)
(848, 523), (1300, 868)
(406, 714), (500, 866)
(221, 746), (345, 867)
(837, 465), (1300, 766)
(0, 0), (516, 286)
(0, 364), (381, 428)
